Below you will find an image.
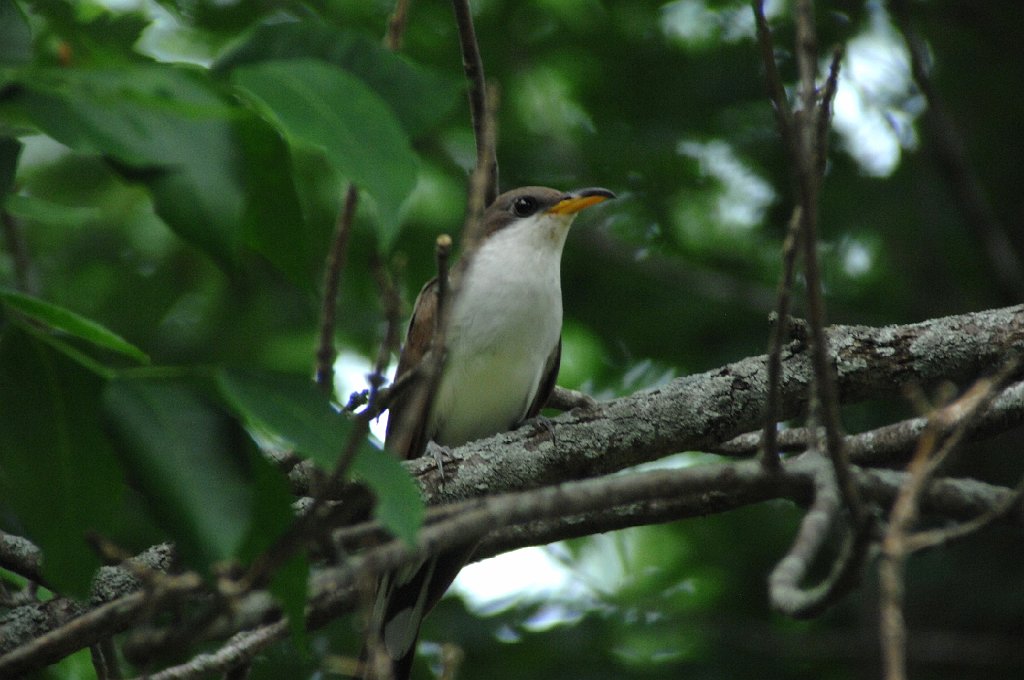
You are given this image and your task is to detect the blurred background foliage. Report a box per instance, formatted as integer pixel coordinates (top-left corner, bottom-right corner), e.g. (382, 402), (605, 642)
(2, 0), (1023, 678)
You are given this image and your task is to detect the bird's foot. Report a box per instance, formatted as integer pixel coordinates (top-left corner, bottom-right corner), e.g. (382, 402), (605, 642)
(424, 441), (451, 481)
(530, 414), (557, 449)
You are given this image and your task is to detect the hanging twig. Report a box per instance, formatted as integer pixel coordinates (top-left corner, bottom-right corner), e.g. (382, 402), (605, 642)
(768, 452), (874, 617)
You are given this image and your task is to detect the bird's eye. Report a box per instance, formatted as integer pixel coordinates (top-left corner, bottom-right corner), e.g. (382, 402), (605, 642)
(512, 196), (539, 217)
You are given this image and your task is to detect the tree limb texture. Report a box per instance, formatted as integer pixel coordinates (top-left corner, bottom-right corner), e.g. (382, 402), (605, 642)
(2, 305), (1023, 673)
(408, 304), (1024, 505)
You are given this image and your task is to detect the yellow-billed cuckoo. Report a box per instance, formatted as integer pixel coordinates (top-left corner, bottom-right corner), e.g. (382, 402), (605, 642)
(367, 186), (614, 679)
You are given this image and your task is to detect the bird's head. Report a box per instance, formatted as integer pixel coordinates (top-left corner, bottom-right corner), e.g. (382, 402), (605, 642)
(481, 186), (616, 246)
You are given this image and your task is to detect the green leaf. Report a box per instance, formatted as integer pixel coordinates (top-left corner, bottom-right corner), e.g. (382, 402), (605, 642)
(350, 448), (424, 545)
(232, 59), (419, 250)
(27, 0), (151, 65)
(103, 378), (256, 568)
(0, 289), (150, 364)
(215, 19), (459, 137)
(217, 369), (356, 469)
(236, 115), (330, 288)
(0, 66), (311, 282)
(240, 445), (309, 645)
(0, 327), (124, 596)
(0, 67), (244, 265)
(216, 369), (423, 543)
(0, 1), (32, 66)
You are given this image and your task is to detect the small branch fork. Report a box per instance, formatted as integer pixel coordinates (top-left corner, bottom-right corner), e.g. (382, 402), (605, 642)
(752, 0), (870, 620)
(879, 359), (1022, 680)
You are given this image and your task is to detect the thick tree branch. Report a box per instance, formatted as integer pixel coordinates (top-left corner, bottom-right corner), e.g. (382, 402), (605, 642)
(407, 304), (1024, 505)
(4, 457), (1019, 674)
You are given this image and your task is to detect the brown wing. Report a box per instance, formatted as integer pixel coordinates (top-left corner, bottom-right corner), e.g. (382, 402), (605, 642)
(522, 338), (561, 422)
(385, 277), (439, 460)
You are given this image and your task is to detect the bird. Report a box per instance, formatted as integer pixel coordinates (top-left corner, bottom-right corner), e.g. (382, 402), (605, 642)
(364, 186), (614, 679)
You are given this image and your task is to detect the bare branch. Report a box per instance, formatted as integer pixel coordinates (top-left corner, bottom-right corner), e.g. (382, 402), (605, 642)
(717, 380), (1024, 465)
(762, 207), (803, 471)
(751, 1), (795, 159)
(124, 621), (288, 680)
(768, 453), (873, 618)
(879, 358), (1020, 680)
(451, 0), (498, 208)
(315, 184), (359, 393)
(0, 573), (202, 678)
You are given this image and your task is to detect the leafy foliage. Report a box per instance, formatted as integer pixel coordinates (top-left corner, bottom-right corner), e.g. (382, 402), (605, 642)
(2, 1), (1023, 679)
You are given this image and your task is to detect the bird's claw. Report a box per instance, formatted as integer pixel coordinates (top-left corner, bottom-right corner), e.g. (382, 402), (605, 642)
(425, 441), (450, 481)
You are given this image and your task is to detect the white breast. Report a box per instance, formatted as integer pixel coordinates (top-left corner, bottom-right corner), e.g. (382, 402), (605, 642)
(430, 214), (571, 446)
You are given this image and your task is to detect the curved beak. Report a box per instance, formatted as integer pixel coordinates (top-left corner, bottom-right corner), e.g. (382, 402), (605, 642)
(546, 187), (616, 216)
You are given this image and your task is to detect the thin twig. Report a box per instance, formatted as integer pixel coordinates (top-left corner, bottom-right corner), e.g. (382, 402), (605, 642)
(124, 621), (288, 680)
(382, 234), (456, 462)
(718, 379), (1024, 465)
(315, 184), (359, 393)
(385, 0), (412, 51)
(815, 47), (843, 176)
(761, 206), (803, 472)
(451, 0), (498, 207)
(752, 1), (795, 159)
(459, 83), (500, 254)
(434, 234), (453, 334)
(0, 573), (203, 678)
(100, 637), (121, 679)
(91, 644), (111, 680)
(879, 358), (1021, 680)
(792, 0), (864, 527)
(905, 476), (1024, 553)
(367, 252), (405, 410)
(889, 0), (1024, 301)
